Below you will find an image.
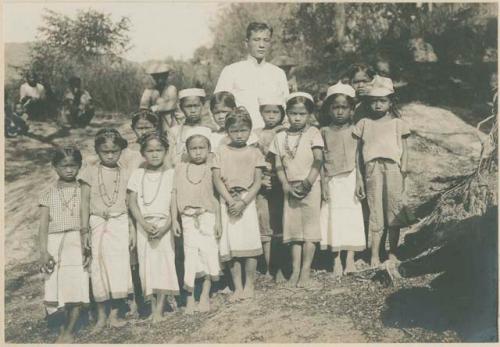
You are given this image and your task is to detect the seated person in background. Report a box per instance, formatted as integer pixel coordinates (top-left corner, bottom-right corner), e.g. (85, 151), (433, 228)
(5, 102), (29, 138)
(19, 71), (46, 121)
(59, 76), (95, 128)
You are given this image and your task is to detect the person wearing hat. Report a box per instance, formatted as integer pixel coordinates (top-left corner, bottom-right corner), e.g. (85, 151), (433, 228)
(169, 88), (212, 165)
(19, 70), (47, 121)
(318, 82), (366, 276)
(214, 22), (289, 130)
(140, 62), (178, 129)
(352, 75), (411, 267)
(272, 55), (298, 93)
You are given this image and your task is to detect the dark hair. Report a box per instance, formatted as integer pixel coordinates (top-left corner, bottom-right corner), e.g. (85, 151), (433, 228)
(225, 106), (253, 130)
(246, 22), (273, 40)
(139, 131), (169, 154)
(131, 110), (161, 130)
(259, 104), (285, 123)
(69, 76), (81, 87)
(186, 134), (211, 152)
(319, 94), (356, 127)
(344, 63), (376, 82)
(286, 96), (315, 115)
(52, 146), (83, 167)
(94, 128), (128, 152)
(210, 91), (236, 113)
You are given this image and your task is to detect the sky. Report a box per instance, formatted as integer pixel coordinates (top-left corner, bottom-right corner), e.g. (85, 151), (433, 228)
(3, 1), (226, 62)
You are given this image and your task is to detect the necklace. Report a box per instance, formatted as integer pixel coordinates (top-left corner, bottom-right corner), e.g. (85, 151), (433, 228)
(97, 164), (121, 208)
(57, 182), (79, 216)
(284, 129), (304, 159)
(186, 163), (207, 185)
(141, 169), (164, 206)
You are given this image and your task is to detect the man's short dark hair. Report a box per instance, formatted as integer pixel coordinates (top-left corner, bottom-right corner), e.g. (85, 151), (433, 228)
(246, 22), (273, 40)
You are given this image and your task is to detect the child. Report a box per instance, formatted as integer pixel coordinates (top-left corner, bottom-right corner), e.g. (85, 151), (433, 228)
(169, 88), (212, 164)
(269, 92), (324, 288)
(212, 107), (266, 300)
(172, 134), (222, 313)
(127, 132), (179, 322)
(319, 82), (366, 277)
(209, 91), (237, 150)
(353, 76), (410, 266)
(38, 147), (89, 343)
(5, 103), (29, 138)
(344, 63), (376, 124)
(254, 95), (287, 281)
(61, 76), (95, 128)
(79, 128), (134, 331)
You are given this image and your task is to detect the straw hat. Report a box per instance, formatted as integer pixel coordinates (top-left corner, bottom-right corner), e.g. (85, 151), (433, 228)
(178, 88), (206, 99)
(146, 62), (171, 75)
(366, 75), (394, 97)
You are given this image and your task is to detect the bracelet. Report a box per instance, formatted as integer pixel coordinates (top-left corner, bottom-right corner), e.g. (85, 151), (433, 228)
(302, 179), (312, 191)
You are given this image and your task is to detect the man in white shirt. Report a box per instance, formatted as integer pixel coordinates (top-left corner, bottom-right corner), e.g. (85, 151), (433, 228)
(214, 22), (289, 129)
(19, 71), (47, 120)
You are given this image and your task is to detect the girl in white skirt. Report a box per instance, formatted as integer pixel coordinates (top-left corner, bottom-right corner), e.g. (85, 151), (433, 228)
(172, 134), (222, 314)
(80, 128), (134, 331)
(212, 107), (266, 301)
(38, 146), (89, 343)
(319, 82), (366, 277)
(127, 132), (179, 322)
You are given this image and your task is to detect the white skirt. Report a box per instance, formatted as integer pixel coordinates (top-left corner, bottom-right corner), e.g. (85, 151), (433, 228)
(219, 192), (263, 262)
(181, 212), (221, 292)
(90, 214), (133, 302)
(44, 230), (90, 313)
(137, 215), (179, 298)
(320, 170), (366, 251)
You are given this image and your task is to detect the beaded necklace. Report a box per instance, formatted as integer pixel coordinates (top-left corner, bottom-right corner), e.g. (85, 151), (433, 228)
(57, 181), (79, 216)
(141, 169), (164, 206)
(284, 128), (305, 159)
(186, 163), (207, 185)
(97, 164), (121, 208)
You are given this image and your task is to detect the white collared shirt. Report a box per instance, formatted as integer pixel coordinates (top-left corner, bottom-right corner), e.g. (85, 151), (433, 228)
(214, 56), (289, 129)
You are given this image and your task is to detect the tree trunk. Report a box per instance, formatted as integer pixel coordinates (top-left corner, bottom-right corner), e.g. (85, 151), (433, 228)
(335, 4), (346, 43)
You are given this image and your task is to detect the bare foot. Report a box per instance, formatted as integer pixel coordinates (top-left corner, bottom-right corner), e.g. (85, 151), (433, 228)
(286, 272), (300, 288)
(297, 277), (322, 289)
(229, 289), (244, 302)
(185, 299), (196, 315)
(371, 257), (381, 268)
(333, 260), (343, 278)
(275, 270), (286, 284)
(344, 261), (357, 275)
(242, 285), (255, 299)
(127, 298), (138, 317)
(152, 312), (164, 323)
(263, 271), (273, 281)
(198, 299), (211, 312)
(388, 253), (399, 262)
(91, 319), (107, 333)
(108, 316), (127, 328)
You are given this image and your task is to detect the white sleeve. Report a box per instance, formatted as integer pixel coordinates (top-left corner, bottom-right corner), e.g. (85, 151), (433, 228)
(279, 69), (290, 100)
(214, 66), (232, 93)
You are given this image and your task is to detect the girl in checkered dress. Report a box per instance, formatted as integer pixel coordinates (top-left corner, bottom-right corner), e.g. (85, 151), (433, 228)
(38, 146), (89, 343)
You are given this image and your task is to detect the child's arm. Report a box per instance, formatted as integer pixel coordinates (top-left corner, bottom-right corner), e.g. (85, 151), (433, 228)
(212, 168), (235, 205)
(355, 139), (366, 200)
(214, 198), (222, 239)
(128, 214), (136, 251)
(300, 148), (323, 194)
(127, 190), (158, 235)
(274, 153), (291, 195)
(320, 162), (329, 202)
(38, 206), (52, 266)
(230, 167), (263, 216)
(401, 137), (408, 178)
(80, 183), (91, 252)
(171, 190), (182, 237)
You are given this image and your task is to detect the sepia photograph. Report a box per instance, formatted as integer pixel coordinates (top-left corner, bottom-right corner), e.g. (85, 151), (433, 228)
(3, 1), (498, 344)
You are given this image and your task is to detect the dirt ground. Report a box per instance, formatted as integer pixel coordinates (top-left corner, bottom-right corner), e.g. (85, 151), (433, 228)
(4, 103), (489, 343)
